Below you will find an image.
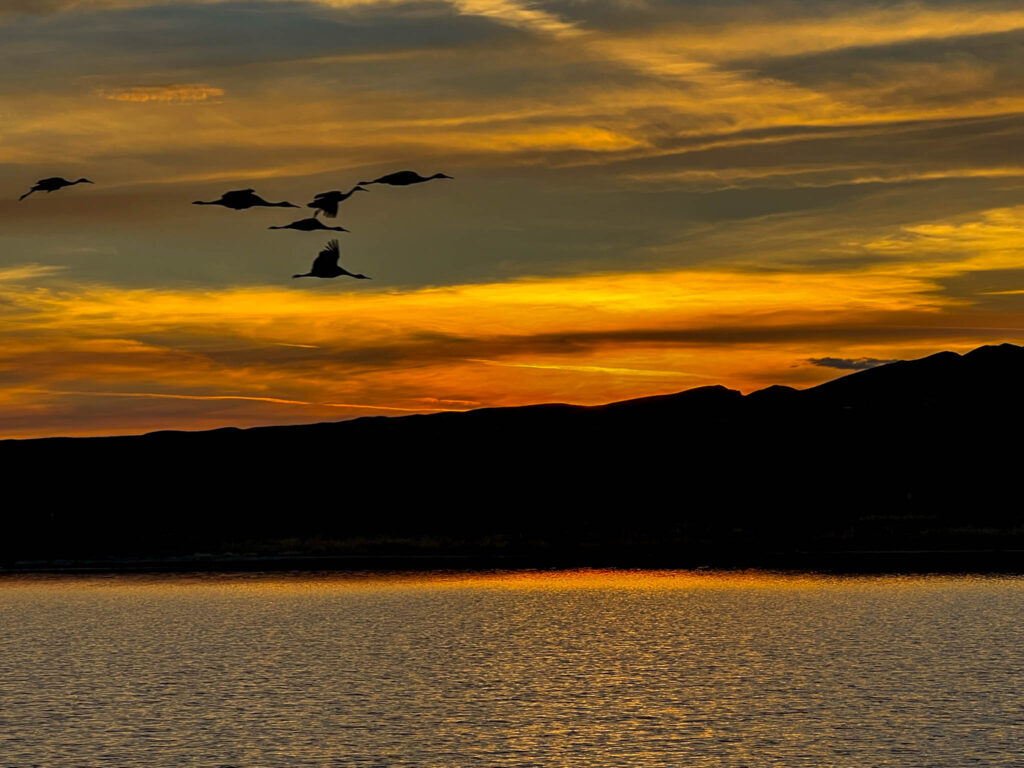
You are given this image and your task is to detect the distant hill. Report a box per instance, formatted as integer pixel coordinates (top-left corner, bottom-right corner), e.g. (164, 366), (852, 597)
(4, 343), (1024, 570)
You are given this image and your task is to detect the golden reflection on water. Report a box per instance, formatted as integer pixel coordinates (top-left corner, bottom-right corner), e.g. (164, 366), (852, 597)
(1, 569), (1023, 766)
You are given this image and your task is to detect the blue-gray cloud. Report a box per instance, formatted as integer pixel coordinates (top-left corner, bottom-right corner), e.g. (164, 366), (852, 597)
(807, 357), (899, 370)
(0, 1), (522, 86)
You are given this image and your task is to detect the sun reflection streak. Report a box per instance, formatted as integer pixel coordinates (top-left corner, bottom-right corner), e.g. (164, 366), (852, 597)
(2, 569), (1012, 595)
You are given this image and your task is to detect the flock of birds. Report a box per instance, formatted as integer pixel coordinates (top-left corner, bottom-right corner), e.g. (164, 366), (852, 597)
(18, 170), (453, 280)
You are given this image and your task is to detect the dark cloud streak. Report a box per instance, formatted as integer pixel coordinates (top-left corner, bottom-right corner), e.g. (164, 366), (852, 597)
(807, 356), (900, 370)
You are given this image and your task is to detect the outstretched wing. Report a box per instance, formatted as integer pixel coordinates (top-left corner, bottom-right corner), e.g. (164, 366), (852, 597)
(310, 191), (341, 217)
(312, 239), (340, 271)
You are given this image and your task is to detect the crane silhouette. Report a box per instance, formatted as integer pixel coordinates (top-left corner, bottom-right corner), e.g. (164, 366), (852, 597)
(308, 186), (368, 218)
(19, 177), (93, 201)
(192, 189), (298, 210)
(357, 170), (452, 186)
(293, 240), (371, 279)
(269, 217), (348, 232)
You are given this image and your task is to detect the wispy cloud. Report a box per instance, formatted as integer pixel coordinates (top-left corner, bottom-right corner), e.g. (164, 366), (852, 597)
(98, 83), (224, 103)
(449, 0), (581, 37)
(0, 264), (66, 282)
(467, 359), (708, 378)
(859, 206), (1024, 276)
(44, 389), (462, 412)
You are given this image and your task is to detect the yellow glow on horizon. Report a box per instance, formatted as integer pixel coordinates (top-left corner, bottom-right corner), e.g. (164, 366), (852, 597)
(1, 244), (1017, 437)
(8, 265), (944, 337)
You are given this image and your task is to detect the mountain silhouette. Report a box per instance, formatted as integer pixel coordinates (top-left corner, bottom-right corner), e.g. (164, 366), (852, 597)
(4, 343), (1024, 570)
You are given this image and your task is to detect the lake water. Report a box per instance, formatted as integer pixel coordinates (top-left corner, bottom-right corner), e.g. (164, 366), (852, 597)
(1, 570), (1022, 767)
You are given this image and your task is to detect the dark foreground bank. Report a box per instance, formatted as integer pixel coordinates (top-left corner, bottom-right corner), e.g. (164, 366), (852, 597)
(4, 343), (1024, 571)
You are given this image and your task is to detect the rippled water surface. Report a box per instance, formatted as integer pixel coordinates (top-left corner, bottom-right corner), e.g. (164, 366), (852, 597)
(1, 570), (1023, 767)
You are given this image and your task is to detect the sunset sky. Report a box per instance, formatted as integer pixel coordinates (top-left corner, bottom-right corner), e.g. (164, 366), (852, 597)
(4, 0), (1024, 437)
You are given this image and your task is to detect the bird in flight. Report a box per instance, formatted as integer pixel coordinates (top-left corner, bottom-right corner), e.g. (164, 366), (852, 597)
(358, 170), (453, 186)
(19, 177), (93, 201)
(269, 217), (349, 232)
(293, 240), (371, 279)
(192, 189), (298, 210)
(308, 186), (368, 218)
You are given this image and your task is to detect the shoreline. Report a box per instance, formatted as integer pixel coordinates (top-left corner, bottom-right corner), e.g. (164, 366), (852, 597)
(3, 549), (1023, 576)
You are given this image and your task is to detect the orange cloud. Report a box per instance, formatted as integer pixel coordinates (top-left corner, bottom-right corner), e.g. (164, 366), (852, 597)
(2, 257), (1018, 438)
(98, 84), (225, 103)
